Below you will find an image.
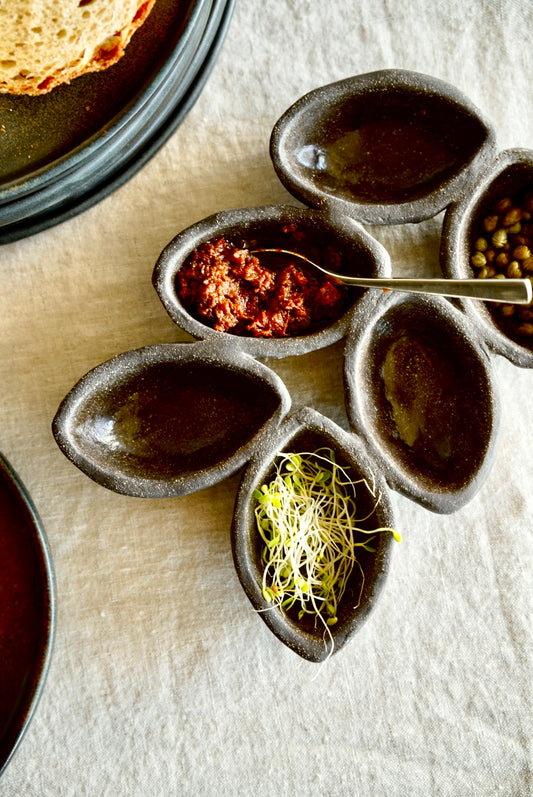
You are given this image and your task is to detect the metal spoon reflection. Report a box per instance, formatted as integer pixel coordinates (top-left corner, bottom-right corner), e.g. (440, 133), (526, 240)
(251, 248), (532, 305)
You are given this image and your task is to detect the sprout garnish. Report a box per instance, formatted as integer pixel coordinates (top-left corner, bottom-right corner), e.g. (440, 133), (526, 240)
(254, 449), (400, 645)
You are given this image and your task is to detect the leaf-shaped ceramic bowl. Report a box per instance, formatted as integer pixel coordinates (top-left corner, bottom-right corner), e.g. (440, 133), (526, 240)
(0, 453), (55, 775)
(270, 69), (497, 225)
(343, 292), (500, 514)
(52, 339), (291, 497)
(441, 148), (533, 368)
(231, 407), (395, 662)
(153, 204), (390, 359)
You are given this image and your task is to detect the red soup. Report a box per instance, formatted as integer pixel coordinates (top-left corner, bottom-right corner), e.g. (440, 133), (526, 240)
(0, 458), (53, 771)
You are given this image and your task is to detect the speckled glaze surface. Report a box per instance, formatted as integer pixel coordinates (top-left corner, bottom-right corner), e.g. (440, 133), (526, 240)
(441, 148), (533, 369)
(231, 407), (395, 663)
(270, 69), (498, 225)
(52, 339), (291, 498)
(153, 203), (391, 358)
(343, 292), (500, 514)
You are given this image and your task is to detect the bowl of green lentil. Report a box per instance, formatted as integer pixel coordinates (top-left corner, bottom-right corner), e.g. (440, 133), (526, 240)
(441, 148), (533, 368)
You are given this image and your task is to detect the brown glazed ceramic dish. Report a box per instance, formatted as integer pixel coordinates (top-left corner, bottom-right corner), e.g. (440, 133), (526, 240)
(52, 69), (530, 662)
(153, 204), (390, 359)
(270, 69), (497, 225)
(343, 292), (500, 514)
(231, 407), (395, 663)
(441, 148), (533, 369)
(52, 339), (291, 498)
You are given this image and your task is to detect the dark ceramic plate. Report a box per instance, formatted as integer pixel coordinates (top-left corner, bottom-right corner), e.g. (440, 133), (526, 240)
(0, 453), (55, 775)
(0, 0), (235, 243)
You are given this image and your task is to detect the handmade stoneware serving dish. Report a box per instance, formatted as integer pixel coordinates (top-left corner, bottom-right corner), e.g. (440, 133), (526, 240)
(153, 204), (390, 359)
(441, 148), (533, 368)
(343, 292), (500, 514)
(52, 69), (529, 662)
(231, 407), (396, 663)
(0, 453), (55, 775)
(269, 69), (532, 368)
(270, 69), (497, 225)
(52, 339), (290, 498)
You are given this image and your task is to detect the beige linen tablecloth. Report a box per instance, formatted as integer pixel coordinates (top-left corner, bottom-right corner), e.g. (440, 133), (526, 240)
(1, 1), (531, 794)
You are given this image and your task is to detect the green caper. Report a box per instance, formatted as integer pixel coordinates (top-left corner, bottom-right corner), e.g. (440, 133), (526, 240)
(483, 214), (499, 233)
(471, 252), (487, 269)
(506, 261), (523, 279)
(502, 207), (522, 227)
(494, 197), (513, 214)
(513, 245), (531, 261)
(471, 189), (533, 338)
(495, 251), (509, 268)
(499, 304), (515, 317)
(492, 229), (508, 249)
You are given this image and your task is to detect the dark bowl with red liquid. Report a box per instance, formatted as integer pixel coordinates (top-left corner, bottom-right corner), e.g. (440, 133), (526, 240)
(0, 454), (55, 775)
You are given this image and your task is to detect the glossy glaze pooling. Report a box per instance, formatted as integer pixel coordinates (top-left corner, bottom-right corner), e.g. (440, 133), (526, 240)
(53, 341), (291, 498)
(344, 294), (499, 514)
(375, 320), (488, 485)
(292, 93), (481, 204)
(271, 70), (497, 225)
(232, 408), (395, 662)
(74, 362), (281, 480)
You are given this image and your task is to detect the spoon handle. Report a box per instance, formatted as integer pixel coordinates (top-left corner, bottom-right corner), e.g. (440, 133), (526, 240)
(250, 249), (532, 304)
(336, 276), (532, 304)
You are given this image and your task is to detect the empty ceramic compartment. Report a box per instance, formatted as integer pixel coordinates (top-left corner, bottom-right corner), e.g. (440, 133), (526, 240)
(344, 293), (500, 513)
(442, 148), (533, 368)
(231, 407), (396, 663)
(270, 69), (497, 225)
(0, 453), (55, 775)
(153, 204), (390, 359)
(52, 340), (291, 498)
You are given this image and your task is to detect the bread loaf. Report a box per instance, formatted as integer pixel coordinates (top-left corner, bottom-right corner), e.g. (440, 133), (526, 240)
(0, 0), (156, 95)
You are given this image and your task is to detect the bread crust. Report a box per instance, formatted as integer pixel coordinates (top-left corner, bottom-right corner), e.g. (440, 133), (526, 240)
(0, 0), (156, 95)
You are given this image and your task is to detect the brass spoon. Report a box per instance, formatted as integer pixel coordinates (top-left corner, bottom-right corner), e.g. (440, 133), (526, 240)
(251, 248), (532, 305)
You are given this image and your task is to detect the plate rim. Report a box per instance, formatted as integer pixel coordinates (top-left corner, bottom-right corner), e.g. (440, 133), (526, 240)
(0, 0), (235, 244)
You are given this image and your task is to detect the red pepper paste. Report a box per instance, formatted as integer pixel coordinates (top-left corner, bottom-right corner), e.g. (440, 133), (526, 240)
(177, 237), (348, 337)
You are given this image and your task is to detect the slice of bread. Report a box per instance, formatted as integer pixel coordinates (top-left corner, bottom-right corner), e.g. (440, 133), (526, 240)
(0, 0), (156, 95)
